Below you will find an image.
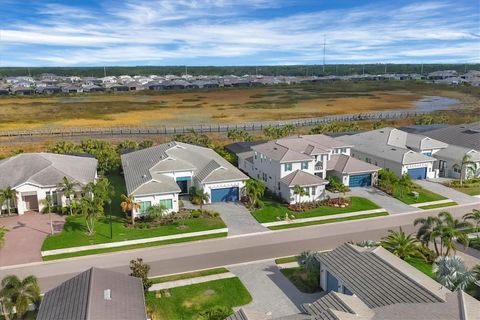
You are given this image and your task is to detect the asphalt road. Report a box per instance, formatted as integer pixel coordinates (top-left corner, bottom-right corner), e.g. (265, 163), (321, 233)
(1, 203), (478, 293)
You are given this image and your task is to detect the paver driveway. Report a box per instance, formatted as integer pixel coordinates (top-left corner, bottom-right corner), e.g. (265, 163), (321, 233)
(343, 187), (417, 214)
(207, 202), (269, 236)
(0, 212), (65, 266)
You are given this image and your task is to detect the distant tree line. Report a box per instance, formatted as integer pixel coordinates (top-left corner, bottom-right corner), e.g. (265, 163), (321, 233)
(0, 63), (478, 78)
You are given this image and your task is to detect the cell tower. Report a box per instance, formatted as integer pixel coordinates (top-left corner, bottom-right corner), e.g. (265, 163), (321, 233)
(322, 35), (326, 73)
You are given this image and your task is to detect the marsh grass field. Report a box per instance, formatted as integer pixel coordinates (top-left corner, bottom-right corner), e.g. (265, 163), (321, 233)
(0, 81), (476, 131)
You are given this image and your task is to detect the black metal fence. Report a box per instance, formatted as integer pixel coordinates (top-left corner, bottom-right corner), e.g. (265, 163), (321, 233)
(0, 110), (428, 138)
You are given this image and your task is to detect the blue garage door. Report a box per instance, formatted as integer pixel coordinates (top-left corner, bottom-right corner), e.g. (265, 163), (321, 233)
(326, 271), (338, 292)
(349, 174), (372, 187)
(408, 167), (427, 180)
(211, 187), (239, 202)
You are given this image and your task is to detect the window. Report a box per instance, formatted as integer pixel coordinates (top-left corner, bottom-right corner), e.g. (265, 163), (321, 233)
(453, 165), (461, 173)
(52, 191), (58, 206)
(159, 199), (173, 210)
(284, 163), (292, 171)
(301, 161), (309, 170)
(310, 187), (315, 195)
(139, 201), (151, 214)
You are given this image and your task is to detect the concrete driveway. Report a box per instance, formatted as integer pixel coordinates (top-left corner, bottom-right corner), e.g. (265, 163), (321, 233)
(416, 180), (480, 205)
(0, 212), (65, 266)
(207, 202), (269, 236)
(344, 187), (417, 214)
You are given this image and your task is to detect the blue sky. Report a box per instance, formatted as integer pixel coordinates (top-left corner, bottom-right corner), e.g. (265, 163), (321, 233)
(0, 0), (478, 66)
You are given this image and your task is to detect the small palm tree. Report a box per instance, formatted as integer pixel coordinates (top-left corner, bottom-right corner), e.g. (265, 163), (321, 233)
(0, 226), (8, 249)
(120, 194), (140, 226)
(433, 256), (476, 291)
(414, 215), (442, 256)
(293, 185), (307, 210)
(459, 154), (476, 185)
(463, 209), (480, 232)
(1, 187), (17, 215)
(146, 204), (166, 221)
(438, 211), (471, 256)
(192, 188), (210, 212)
(57, 176), (79, 216)
(245, 179), (266, 208)
(0, 275), (40, 320)
(40, 195), (55, 235)
(298, 251), (320, 276)
(80, 196), (103, 236)
(380, 228), (424, 260)
(397, 174), (413, 198)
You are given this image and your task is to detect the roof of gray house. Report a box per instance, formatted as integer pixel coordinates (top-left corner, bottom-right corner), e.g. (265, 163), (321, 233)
(0, 153), (97, 189)
(121, 142), (248, 196)
(398, 124), (449, 134)
(252, 142), (313, 162)
(434, 145), (480, 162)
(326, 154), (380, 174)
(280, 170), (328, 187)
(422, 122), (480, 150)
(337, 128), (436, 165)
(37, 267), (147, 320)
(317, 244), (448, 309)
(386, 129), (448, 150)
(224, 141), (267, 154)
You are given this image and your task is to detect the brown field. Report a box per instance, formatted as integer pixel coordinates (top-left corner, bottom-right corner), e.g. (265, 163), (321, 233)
(0, 81), (476, 131)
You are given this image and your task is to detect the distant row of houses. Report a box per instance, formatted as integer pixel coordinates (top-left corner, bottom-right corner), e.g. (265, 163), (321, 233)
(1, 70), (478, 96)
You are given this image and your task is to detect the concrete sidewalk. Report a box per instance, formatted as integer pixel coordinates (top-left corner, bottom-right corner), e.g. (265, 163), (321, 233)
(149, 272), (236, 291)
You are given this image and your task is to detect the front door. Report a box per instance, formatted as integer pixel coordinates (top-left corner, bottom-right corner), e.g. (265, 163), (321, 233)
(22, 194), (39, 211)
(439, 160), (447, 177)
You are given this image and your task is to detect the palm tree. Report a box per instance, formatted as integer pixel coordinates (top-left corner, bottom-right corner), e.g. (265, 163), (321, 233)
(120, 194), (140, 226)
(1, 187), (17, 215)
(0, 193), (5, 216)
(433, 256), (476, 291)
(463, 209), (480, 232)
(414, 215), (442, 256)
(397, 174), (413, 198)
(298, 251), (320, 277)
(438, 211), (471, 256)
(293, 185), (307, 210)
(57, 176), (79, 216)
(459, 154), (476, 186)
(0, 275), (40, 320)
(80, 196), (103, 236)
(146, 204), (166, 221)
(40, 196), (55, 235)
(245, 179), (265, 208)
(380, 228), (424, 260)
(0, 226), (8, 249)
(192, 188), (210, 212)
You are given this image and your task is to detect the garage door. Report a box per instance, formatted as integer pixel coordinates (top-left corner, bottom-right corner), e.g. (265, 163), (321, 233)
(408, 167), (427, 180)
(348, 174), (372, 187)
(326, 271), (338, 292)
(211, 187), (239, 202)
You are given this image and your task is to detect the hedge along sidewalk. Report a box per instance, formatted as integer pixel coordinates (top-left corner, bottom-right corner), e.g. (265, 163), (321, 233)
(149, 272), (236, 291)
(410, 199), (455, 208)
(41, 228), (228, 257)
(261, 208), (386, 227)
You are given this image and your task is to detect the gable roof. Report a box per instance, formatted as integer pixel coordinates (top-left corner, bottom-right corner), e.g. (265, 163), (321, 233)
(0, 153), (97, 189)
(37, 267), (147, 320)
(326, 154), (380, 174)
(280, 170), (328, 187)
(422, 122), (480, 150)
(435, 145), (480, 162)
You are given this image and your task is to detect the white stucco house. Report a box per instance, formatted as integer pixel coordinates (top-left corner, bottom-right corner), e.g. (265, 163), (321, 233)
(0, 153), (98, 215)
(337, 128), (443, 180)
(234, 134), (379, 204)
(121, 141), (248, 217)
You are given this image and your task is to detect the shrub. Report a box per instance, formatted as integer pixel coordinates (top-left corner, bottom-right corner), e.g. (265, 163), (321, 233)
(191, 210), (201, 218)
(326, 176), (349, 193)
(287, 197), (350, 212)
(129, 258), (152, 292)
(193, 306), (231, 320)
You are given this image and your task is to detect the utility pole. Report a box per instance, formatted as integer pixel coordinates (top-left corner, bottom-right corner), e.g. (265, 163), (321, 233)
(421, 63), (424, 74)
(322, 35), (326, 73)
(103, 66), (107, 77)
(362, 64), (365, 76)
(384, 63), (387, 74)
(27, 67), (31, 77)
(184, 65), (188, 76)
(464, 63), (467, 73)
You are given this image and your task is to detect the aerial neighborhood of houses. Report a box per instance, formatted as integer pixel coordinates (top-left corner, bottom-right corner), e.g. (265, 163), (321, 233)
(1, 69), (479, 96)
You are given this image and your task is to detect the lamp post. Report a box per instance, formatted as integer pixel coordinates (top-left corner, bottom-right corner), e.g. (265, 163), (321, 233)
(108, 199), (112, 239)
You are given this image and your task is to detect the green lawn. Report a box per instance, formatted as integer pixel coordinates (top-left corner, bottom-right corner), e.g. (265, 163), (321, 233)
(269, 212), (388, 230)
(151, 268), (229, 284)
(451, 186), (480, 196)
(145, 278), (252, 320)
(406, 258), (435, 279)
(280, 267), (320, 293)
(393, 183), (446, 204)
(252, 196), (380, 223)
(42, 171), (226, 251)
(418, 201), (458, 210)
(275, 256), (298, 264)
(43, 233), (227, 261)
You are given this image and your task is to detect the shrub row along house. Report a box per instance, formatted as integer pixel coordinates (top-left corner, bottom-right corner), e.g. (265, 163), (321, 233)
(0, 153), (98, 215)
(231, 134), (380, 204)
(121, 141), (248, 217)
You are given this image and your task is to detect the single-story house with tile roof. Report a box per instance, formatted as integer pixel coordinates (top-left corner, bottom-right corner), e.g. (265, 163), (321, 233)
(0, 153), (98, 215)
(434, 145), (480, 180)
(337, 128), (439, 180)
(121, 141), (248, 216)
(37, 267), (147, 320)
(421, 122), (480, 150)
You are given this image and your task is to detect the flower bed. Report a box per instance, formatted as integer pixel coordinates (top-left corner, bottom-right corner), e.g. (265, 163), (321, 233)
(288, 196), (351, 212)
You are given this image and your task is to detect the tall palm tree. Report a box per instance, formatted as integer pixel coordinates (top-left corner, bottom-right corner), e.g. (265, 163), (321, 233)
(459, 154), (476, 186)
(40, 196), (54, 235)
(245, 179), (265, 208)
(293, 185), (307, 210)
(433, 256), (476, 291)
(463, 209), (480, 232)
(192, 188), (210, 212)
(57, 176), (79, 216)
(120, 194), (140, 226)
(0, 275), (40, 320)
(1, 187), (17, 215)
(438, 211), (471, 256)
(414, 215), (442, 256)
(380, 228), (424, 260)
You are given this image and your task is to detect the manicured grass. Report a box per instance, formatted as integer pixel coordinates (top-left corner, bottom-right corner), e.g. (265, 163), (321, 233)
(393, 183), (446, 204)
(42, 233), (227, 261)
(451, 186), (480, 196)
(42, 171), (226, 251)
(280, 267), (320, 293)
(151, 268), (229, 284)
(275, 256), (298, 264)
(252, 196), (380, 223)
(145, 278), (252, 320)
(418, 201), (457, 210)
(406, 258), (435, 279)
(269, 212), (388, 230)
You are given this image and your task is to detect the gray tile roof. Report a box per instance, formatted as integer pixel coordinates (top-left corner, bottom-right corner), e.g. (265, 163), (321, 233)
(37, 267), (147, 320)
(422, 122), (480, 150)
(280, 170), (328, 187)
(121, 141), (247, 195)
(317, 244), (446, 309)
(0, 153), (97, 189)
(326, 154), (380, 174)
(435, 145), (480, 162)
